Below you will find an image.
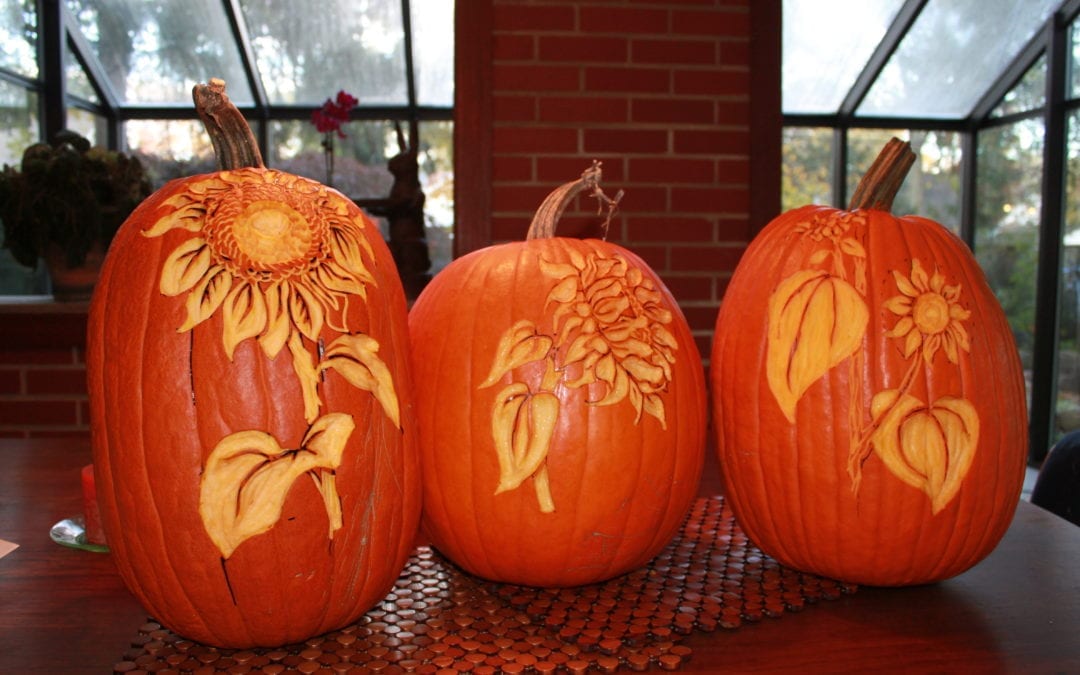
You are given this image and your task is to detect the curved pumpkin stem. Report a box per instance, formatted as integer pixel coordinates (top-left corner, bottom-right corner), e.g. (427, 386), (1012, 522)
(193, 78), (265, 171)
(526, 160), (624, 240)
(847, 137), (915, 212)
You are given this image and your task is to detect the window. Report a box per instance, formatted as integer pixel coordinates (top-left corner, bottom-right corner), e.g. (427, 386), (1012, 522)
(783, 0), (1078, 463)
(0, 0), (453, 296)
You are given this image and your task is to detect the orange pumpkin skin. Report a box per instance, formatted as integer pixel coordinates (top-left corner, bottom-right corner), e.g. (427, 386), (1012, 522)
(409, 237), (706, 587)
(711, 204), (1028, 586)
(86, 168), (420, 647)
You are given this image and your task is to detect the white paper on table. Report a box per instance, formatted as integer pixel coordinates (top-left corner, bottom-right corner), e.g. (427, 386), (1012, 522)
(0, 538), (18, 559)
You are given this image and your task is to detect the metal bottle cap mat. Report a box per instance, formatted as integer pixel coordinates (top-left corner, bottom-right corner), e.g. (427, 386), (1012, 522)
(113, 496), (856, 673)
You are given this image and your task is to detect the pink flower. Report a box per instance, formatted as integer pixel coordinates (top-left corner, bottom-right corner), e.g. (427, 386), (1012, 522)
(311, 90), (358, 138)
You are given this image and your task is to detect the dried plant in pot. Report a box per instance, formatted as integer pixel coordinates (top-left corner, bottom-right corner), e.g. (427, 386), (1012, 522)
(0, 129), (152, 300)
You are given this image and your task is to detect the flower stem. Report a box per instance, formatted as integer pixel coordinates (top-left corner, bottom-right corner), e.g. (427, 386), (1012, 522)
(193, 78), (265, 171)
(847, 137), (915, 212)
(526, 160), (623, 240)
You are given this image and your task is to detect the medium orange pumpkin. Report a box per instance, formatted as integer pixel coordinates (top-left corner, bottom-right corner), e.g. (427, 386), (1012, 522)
(711, 139), (1028, 586)
(86, 80), (420, 647)
(409, 164), (706, 587)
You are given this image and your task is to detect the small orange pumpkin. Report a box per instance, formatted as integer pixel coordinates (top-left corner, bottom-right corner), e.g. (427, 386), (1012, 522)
(409, 164), (706, 587)
(86, 81), (420, 647)
(711, 139), (1027, 586)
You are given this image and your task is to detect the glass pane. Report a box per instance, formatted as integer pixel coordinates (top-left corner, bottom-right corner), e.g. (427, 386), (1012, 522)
(419, 120), (453, 274)
(124, 119), (218, 188)
(781, 126), (833, 210)
(0, 0), (38, 78)
(65, 47), (100, 103)
(1057, 112), (1080, 440)
(66, 0), (254, 105)
(859, 0), (1057, 118)
(268, 118), (396, 199)
(975, 119), (1044, 411)
(782, 0), (904, 114)
(239, 0), (407, 105)
(991, 54), (1046, 118)
(66, 107), (108, 145)
(411, 0), (454, 107)
(846, 129), (963, 234)
(0, 80), (39, 166)
(1071, 18), (1080, 99)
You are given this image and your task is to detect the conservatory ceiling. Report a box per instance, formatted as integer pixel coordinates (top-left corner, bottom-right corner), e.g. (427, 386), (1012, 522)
(55, 0), (453, 112)
(783, 0), (1062, 120)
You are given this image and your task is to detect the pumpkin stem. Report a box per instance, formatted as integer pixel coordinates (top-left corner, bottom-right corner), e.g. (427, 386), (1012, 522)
(193, 78), (265, 171)
(847, 137), (915, 212)
(526, 160), (624, 240)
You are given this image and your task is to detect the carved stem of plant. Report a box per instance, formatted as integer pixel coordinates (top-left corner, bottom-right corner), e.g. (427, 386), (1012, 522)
(193, 78), (265, 171)
(526, 160), (624, 240)
(845, 138), (916, 492)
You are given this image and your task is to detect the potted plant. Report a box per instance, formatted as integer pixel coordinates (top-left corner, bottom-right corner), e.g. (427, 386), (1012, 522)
(0, 129), (152, 300)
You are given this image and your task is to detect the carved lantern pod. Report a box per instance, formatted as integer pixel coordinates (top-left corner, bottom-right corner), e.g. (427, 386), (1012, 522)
(408, 163), (707, 588)
(711, 138), (1028, 586)
(86, 80), (420, 648)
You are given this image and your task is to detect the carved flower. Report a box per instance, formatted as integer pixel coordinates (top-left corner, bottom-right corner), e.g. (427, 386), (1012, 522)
(884, 258), (971, 364)
(540, 249), (677, 426)
(794, 211), (865, 242)
(144, 168), (376, 357)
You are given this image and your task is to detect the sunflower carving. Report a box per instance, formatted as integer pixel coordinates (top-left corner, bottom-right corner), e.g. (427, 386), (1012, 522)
(765, 212), (979, 514)
(144, 168), (400, 558)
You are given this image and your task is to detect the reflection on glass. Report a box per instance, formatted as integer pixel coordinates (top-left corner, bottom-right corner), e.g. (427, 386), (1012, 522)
(975, 119), (1044, 411)
(65, 0), (253, 105)
(239, 0), (407, 105)
(781, 0), (903, 114)
(991, 55), (1046, 118)
(123, 119), (217, 187)
(781, 127), (833, 210)
(847, 129), (963, 233)
(411, 0), (454, 107)
(419, 120), (453, 274)
(268, 118), (396, 198)
(0, 1), (38, 78)
(859, 0), (1057, 118)
(1056, 112), (1080, 440)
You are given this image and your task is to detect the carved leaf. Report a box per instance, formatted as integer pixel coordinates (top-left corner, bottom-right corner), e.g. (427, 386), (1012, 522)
(490, 384), (560, 502)
(320, 333), (401, 428)
(199, 413), (356, 559)
(480, 320), (553, 388)
(766, 269), (869, 423)
(869, 391), (980, 514)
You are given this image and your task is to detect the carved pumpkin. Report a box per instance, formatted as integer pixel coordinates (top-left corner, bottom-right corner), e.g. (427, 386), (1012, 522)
(711, 139), (1028, 586)
(86, 80), (420, 647)
(409, 163), (706, 587)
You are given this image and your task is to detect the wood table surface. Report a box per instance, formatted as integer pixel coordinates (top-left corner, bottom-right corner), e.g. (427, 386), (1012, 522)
(2, 437), (1079, 674)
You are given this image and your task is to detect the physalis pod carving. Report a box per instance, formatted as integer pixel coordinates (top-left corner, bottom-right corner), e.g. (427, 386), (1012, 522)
(481, 249), (678, 513)
(145, 168), (401, 558)
(764, 211), (978, 514)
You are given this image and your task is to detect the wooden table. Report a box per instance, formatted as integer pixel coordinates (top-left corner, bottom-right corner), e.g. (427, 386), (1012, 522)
(2, 437), (1079, 673)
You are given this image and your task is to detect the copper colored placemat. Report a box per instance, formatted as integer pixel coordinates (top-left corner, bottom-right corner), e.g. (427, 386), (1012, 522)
(113, 496), (856, 673)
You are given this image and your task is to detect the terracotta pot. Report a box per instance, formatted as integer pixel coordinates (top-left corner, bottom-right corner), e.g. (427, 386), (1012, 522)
(44, 242), (105, 302)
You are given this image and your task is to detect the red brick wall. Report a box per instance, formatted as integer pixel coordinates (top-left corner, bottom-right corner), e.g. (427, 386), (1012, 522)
(455, 0), (781, 360)
(0, 308), (90, 438)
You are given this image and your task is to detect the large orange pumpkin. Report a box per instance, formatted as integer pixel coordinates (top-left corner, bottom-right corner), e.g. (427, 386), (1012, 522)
(86, 80), (420, 647)
(711, 139), (1027, 586)
(409, 163), (706, 587)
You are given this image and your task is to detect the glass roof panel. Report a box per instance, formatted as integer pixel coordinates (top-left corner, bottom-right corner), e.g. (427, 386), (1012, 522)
(65, 48), (100, 103)
(238, 0), (408, 106)
(411, 0), (454, 107)
(858, 0), (1057, 118)
(65, 0), (254, 105)
(782, 0), (905, 114)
